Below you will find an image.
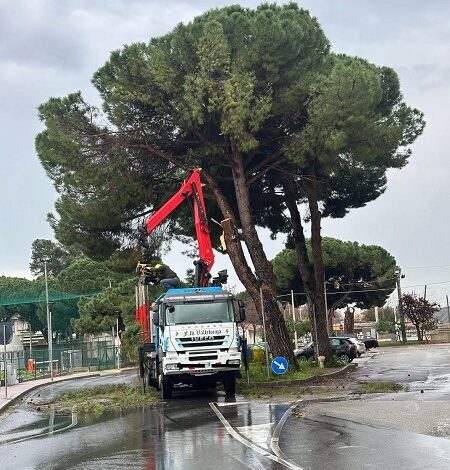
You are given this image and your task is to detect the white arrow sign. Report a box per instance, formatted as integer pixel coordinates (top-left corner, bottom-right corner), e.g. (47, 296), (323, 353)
(273, 360), (285, 370)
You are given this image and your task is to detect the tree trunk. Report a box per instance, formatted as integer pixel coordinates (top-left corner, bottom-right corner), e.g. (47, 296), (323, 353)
(327, 309), (334, 336)
(282, 175), (331, 361)
(304, 176), (332, 361)
(416, 325), (422, 341)
(344, 307), (355, 333)
(204, 169), (299, 369)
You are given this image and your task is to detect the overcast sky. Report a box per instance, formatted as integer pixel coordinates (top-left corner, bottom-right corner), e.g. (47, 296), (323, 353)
(1, 0), (450, 305)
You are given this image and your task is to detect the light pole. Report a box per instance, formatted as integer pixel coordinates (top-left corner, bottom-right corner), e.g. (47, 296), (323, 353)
(291, 290), (298, 348)
(44, 260), (53, 381)
(115, 311), (121, 370)
(395, 266), (407, 343)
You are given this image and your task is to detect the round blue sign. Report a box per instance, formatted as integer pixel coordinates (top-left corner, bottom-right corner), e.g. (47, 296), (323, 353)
(271, 356), (288, 375)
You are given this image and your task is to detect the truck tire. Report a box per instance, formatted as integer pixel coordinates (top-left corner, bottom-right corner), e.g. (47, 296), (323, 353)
(223, 373), (236, 396)
(159, 374), (173, 399)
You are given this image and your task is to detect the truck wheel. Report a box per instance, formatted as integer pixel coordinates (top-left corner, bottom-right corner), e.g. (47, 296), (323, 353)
(223, 374), (236, 396)
(159, 374), (173, 399)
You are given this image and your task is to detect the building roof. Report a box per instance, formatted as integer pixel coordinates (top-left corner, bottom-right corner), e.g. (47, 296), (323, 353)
(434, 308), (450, 323)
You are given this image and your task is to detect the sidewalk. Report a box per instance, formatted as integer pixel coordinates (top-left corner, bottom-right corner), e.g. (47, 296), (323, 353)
(0, 368), (134, 413)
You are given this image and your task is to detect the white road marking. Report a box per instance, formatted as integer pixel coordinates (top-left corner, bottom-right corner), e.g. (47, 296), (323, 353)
(0, 410), (78, 445)
(237, 423), (274, 449)
(270, 402), (304, 470)
(216, 401), (251, 407)
(209, 402), (304, 470)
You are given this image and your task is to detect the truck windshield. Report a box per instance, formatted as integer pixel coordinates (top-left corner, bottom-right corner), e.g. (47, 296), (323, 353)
(165, 301), (233, 325)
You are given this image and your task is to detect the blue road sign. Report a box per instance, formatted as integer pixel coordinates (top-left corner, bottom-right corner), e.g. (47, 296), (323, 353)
(271, 356), (288, 375)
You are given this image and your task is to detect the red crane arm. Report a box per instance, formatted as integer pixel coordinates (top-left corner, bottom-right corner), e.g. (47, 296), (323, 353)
(144, 169), (215, 284)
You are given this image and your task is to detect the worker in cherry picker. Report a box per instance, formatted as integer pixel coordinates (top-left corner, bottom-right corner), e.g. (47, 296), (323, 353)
(142, 262), (180, 290)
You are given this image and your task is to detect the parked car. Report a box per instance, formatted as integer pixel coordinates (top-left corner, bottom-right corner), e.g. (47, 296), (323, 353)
(294, 337), (357, 363)
(361, 337), (379, 349)
(346, 337), (366, 357)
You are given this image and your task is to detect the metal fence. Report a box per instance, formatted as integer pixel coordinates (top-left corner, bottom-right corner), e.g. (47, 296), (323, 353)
(0, 341), (119, 384)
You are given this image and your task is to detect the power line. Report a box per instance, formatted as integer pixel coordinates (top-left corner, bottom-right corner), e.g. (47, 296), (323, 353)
(404, 279), (450, 288)
(278, 278), (450, 300)
(404, 263), (450, 269)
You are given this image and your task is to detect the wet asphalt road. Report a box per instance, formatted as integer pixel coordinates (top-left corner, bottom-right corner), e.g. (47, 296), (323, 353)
(0, 344), (449, 470)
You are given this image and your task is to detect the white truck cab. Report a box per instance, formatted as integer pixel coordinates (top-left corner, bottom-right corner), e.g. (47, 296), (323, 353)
(142, 287), (245, 398)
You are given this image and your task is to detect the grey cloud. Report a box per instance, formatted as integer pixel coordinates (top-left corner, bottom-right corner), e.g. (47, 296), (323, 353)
(0, 1), (89, 69)
(1, 0), (450, 294)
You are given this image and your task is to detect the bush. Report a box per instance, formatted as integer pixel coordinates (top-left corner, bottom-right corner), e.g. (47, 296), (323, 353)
(121, 323), (141, 364)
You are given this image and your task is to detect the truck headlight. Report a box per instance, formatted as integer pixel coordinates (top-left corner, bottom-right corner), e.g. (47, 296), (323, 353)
(165, 364), (179, 370)
(226, 359), (240, 365)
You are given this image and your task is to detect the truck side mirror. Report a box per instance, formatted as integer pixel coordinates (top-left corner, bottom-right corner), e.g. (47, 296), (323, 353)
(153, 312), (159, 326)
(236, 300), (246, 322)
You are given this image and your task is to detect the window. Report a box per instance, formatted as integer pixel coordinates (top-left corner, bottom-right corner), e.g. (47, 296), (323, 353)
(165, 301), (234, 325)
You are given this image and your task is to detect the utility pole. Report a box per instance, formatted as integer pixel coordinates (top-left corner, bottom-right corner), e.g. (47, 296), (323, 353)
(29, 321), (32, 359)
(260, 288), (270, 380)
(44, 260), (53, 381)
(3, 324), (7, 398)
(291, 290), (298, 348)
(374, 306), (379, 339)
(116, 315), (120, 370)
(446, 295), (450, 324)
(395, 266), (407, 343)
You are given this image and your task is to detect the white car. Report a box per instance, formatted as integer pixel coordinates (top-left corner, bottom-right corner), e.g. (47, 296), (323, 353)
(347, 337), (366, 357)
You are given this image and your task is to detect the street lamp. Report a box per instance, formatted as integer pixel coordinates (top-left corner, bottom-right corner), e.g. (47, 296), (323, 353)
(395, 266), (407, 343)
(43, 260), (53, 381)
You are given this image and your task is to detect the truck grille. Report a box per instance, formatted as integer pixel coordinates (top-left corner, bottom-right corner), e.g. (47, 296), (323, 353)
(188, 355), (218, 361)
(176, 335), (227, 349)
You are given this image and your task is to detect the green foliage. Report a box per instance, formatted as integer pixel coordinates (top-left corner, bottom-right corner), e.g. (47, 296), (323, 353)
(273, 237), (397, 309)
(0, 275), (47, 331)
(56, 258), (127, 294)
(35, 3), (331, 254)
(73, 278), (163, 334)
(50, 384), (158, 414)
(0, 275), (79, 338)
(327, 355), (350, 367)
(34, 3), (424, 362)
(121, 323), (141, 364)
(354, 382), (403, 394)
(285, 54), (424, 218)
(376, 318), (397, 334)
(29, 239), (78, 277)
(286, 315), (311, 340)
(243, 361), (313, 383)
(362, 305), (395, 322)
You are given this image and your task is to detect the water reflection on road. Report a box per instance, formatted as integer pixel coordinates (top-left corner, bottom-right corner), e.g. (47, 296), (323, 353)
(0, 378), (290, 470)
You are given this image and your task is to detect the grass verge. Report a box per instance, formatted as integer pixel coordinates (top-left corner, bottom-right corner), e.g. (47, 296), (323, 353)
(50, 384), (159, 414)
(353, 382), (403, 394)
(236, 362), (344, 398)
(241, 362), (316, 382)
(378, 341), (430, 347)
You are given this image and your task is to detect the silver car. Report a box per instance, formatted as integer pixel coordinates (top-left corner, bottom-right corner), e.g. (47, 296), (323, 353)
(346, 337), (366, 357)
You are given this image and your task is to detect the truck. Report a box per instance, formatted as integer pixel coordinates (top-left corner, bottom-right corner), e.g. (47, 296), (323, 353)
(136, 169), (246, 398)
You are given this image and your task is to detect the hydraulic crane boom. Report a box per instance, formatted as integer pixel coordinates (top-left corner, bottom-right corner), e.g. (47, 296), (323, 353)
(138, 168), (215, 287)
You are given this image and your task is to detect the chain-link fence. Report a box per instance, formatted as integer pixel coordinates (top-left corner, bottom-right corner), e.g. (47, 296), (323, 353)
(0, 340), (120, 385)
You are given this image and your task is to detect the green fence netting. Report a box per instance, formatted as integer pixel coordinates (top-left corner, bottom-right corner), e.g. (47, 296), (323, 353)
(0, 291), (98, 307)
